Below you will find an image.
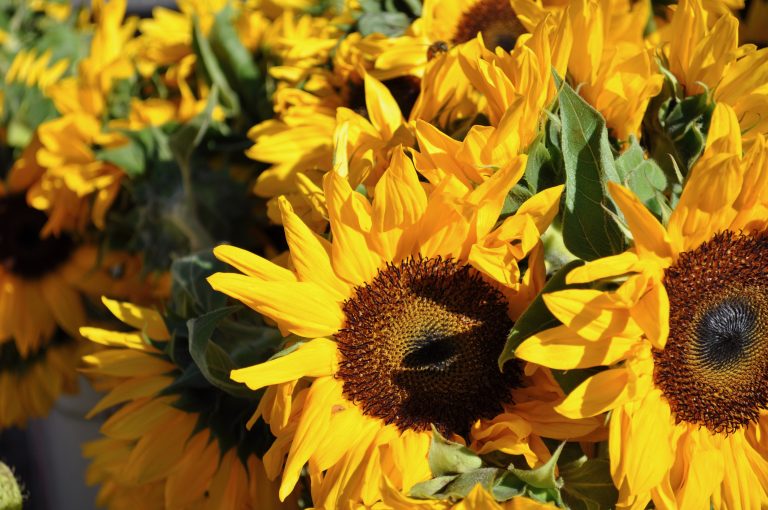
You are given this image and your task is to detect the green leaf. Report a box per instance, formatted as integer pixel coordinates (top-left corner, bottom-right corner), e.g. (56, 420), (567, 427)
(357, 11), (411, 37)
(437, 468), (500, 499)
(614, 136), (667, 217)
(428, 426), (483, 477)
(508, 442), (564, 490)
(187, 305), (257, 399)
(209, 6), (271, 121)
(560, 457), (619, 510)
(408, 475), (458, 499)
(170, 251), (228, 317)
(499, 260), (586, 369)
(0, 462), (22, 510)
(96, 139), (146, 178)
(556, 75), (626, 260)
(192, 16), (239, 114)
(499, 184), (534, 221)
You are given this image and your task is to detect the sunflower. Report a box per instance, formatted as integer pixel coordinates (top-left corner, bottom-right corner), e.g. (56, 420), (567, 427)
(665, 0), (768, 143)
(46, 0), (136, 118)
(566, 0), (663, 142)
(80, 298), (294, 510)
(0, 330), (80, 428)
(457, 16), (571, 151)
(515, 103), (768, 509)
(209, 147), (601, 508)
(9, 114), (126, 236)
(0, 177), (167, 355)
(375, 0), (545, 79)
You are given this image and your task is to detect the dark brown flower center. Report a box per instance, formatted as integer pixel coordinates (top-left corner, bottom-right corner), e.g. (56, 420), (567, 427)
(654, 230), (768, 434)
(335, 256), (521, 436)
(453, 0), (526, 51)
(0, 194), (74, 279)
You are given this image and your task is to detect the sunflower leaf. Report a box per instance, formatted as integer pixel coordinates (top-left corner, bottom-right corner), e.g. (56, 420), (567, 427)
(560, 456), (618, 510)
(499, 260), (586, 369)
(187, 305), (259, 399)
(508, 442), (565, 490)
(614, 136), (667, 217)
(555, 73), (626, 261)
(96, 137), (146, 178)
(192, 16), (239, 114)
(408, 475), (459, 499)
(0, 462), (22, 510)
(428, 426), (483, 477)
(209, 5), (271, 121)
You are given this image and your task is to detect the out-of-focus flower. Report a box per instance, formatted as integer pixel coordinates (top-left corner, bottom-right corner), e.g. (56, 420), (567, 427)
(81, 298), (295, 510)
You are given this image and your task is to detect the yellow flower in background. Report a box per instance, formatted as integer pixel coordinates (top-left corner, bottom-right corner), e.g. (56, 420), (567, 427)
(0, 181), (166, 355)
(515, 104), (768, 509)
(80, 298), (295, 510)
(47, 0), (136, 117)
(665, 0), (768, 142)
(5, 49), (69, 93)
(209, 143), (600, 508)
(375, 0), (534, 79)
(458, 16), (571, 149)
(10, 114), (125, 236)
(0, 331), (80, 428)
(566, 0), (663, 142)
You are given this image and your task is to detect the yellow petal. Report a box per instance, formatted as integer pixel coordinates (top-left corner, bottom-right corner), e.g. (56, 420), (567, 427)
(364, 73), (403, 138)
(629, 279), (669, 350)
(280, 376), (343, 500)
(543, 289), (641, 341)
(213, 244), (296, 282)
(515, 185), (565, 233)
(230, 338), (339, 390)
(608, 182), (672, 262)
(101, 297), (169, 340)
(324, 171), (381, 286)
(516, 325), (637, 369)
(621, 389), (674, 496)
(207, 273), (344, 337)
(555, 368), (631, 418)
(278, 196), (349, 300)
(566, 252), (640, 284)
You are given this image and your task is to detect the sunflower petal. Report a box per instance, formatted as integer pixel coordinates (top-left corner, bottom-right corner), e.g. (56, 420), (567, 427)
(555, 368), (631, 418)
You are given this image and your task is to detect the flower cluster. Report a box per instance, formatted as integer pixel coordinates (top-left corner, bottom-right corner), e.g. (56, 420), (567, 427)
(1, 0), (767, 509)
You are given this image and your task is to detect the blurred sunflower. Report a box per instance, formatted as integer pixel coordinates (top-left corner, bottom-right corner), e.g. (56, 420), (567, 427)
(80, 298), (294, 510)
(209, 146), (601, 508)
(46, 0), (136, 118)
(0, 330), (80, 428)
(9, 114), (126, 236)
(515, 103), (768, 509)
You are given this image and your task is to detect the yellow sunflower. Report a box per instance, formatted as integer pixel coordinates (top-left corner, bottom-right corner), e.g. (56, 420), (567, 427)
(9, 113), (126, 236)
(566, 0), (663, 142)
(209, 147), (601, 508)
(515, 103), (768, 509)
(457, 15), (571, 151)
(665, 0), (768, 143)
(0, 330), (80, 428)
(80, 298), (295, 510)
(47, 0), (136, 118)
(0, 177), (167, 355)
(375, 0), (551, 79)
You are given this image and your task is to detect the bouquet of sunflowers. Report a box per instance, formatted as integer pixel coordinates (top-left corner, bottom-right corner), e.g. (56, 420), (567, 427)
(1, 0), (767, 508)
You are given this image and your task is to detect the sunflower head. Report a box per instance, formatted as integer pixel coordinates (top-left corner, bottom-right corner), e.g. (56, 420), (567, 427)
(655, 229), (768, 434)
